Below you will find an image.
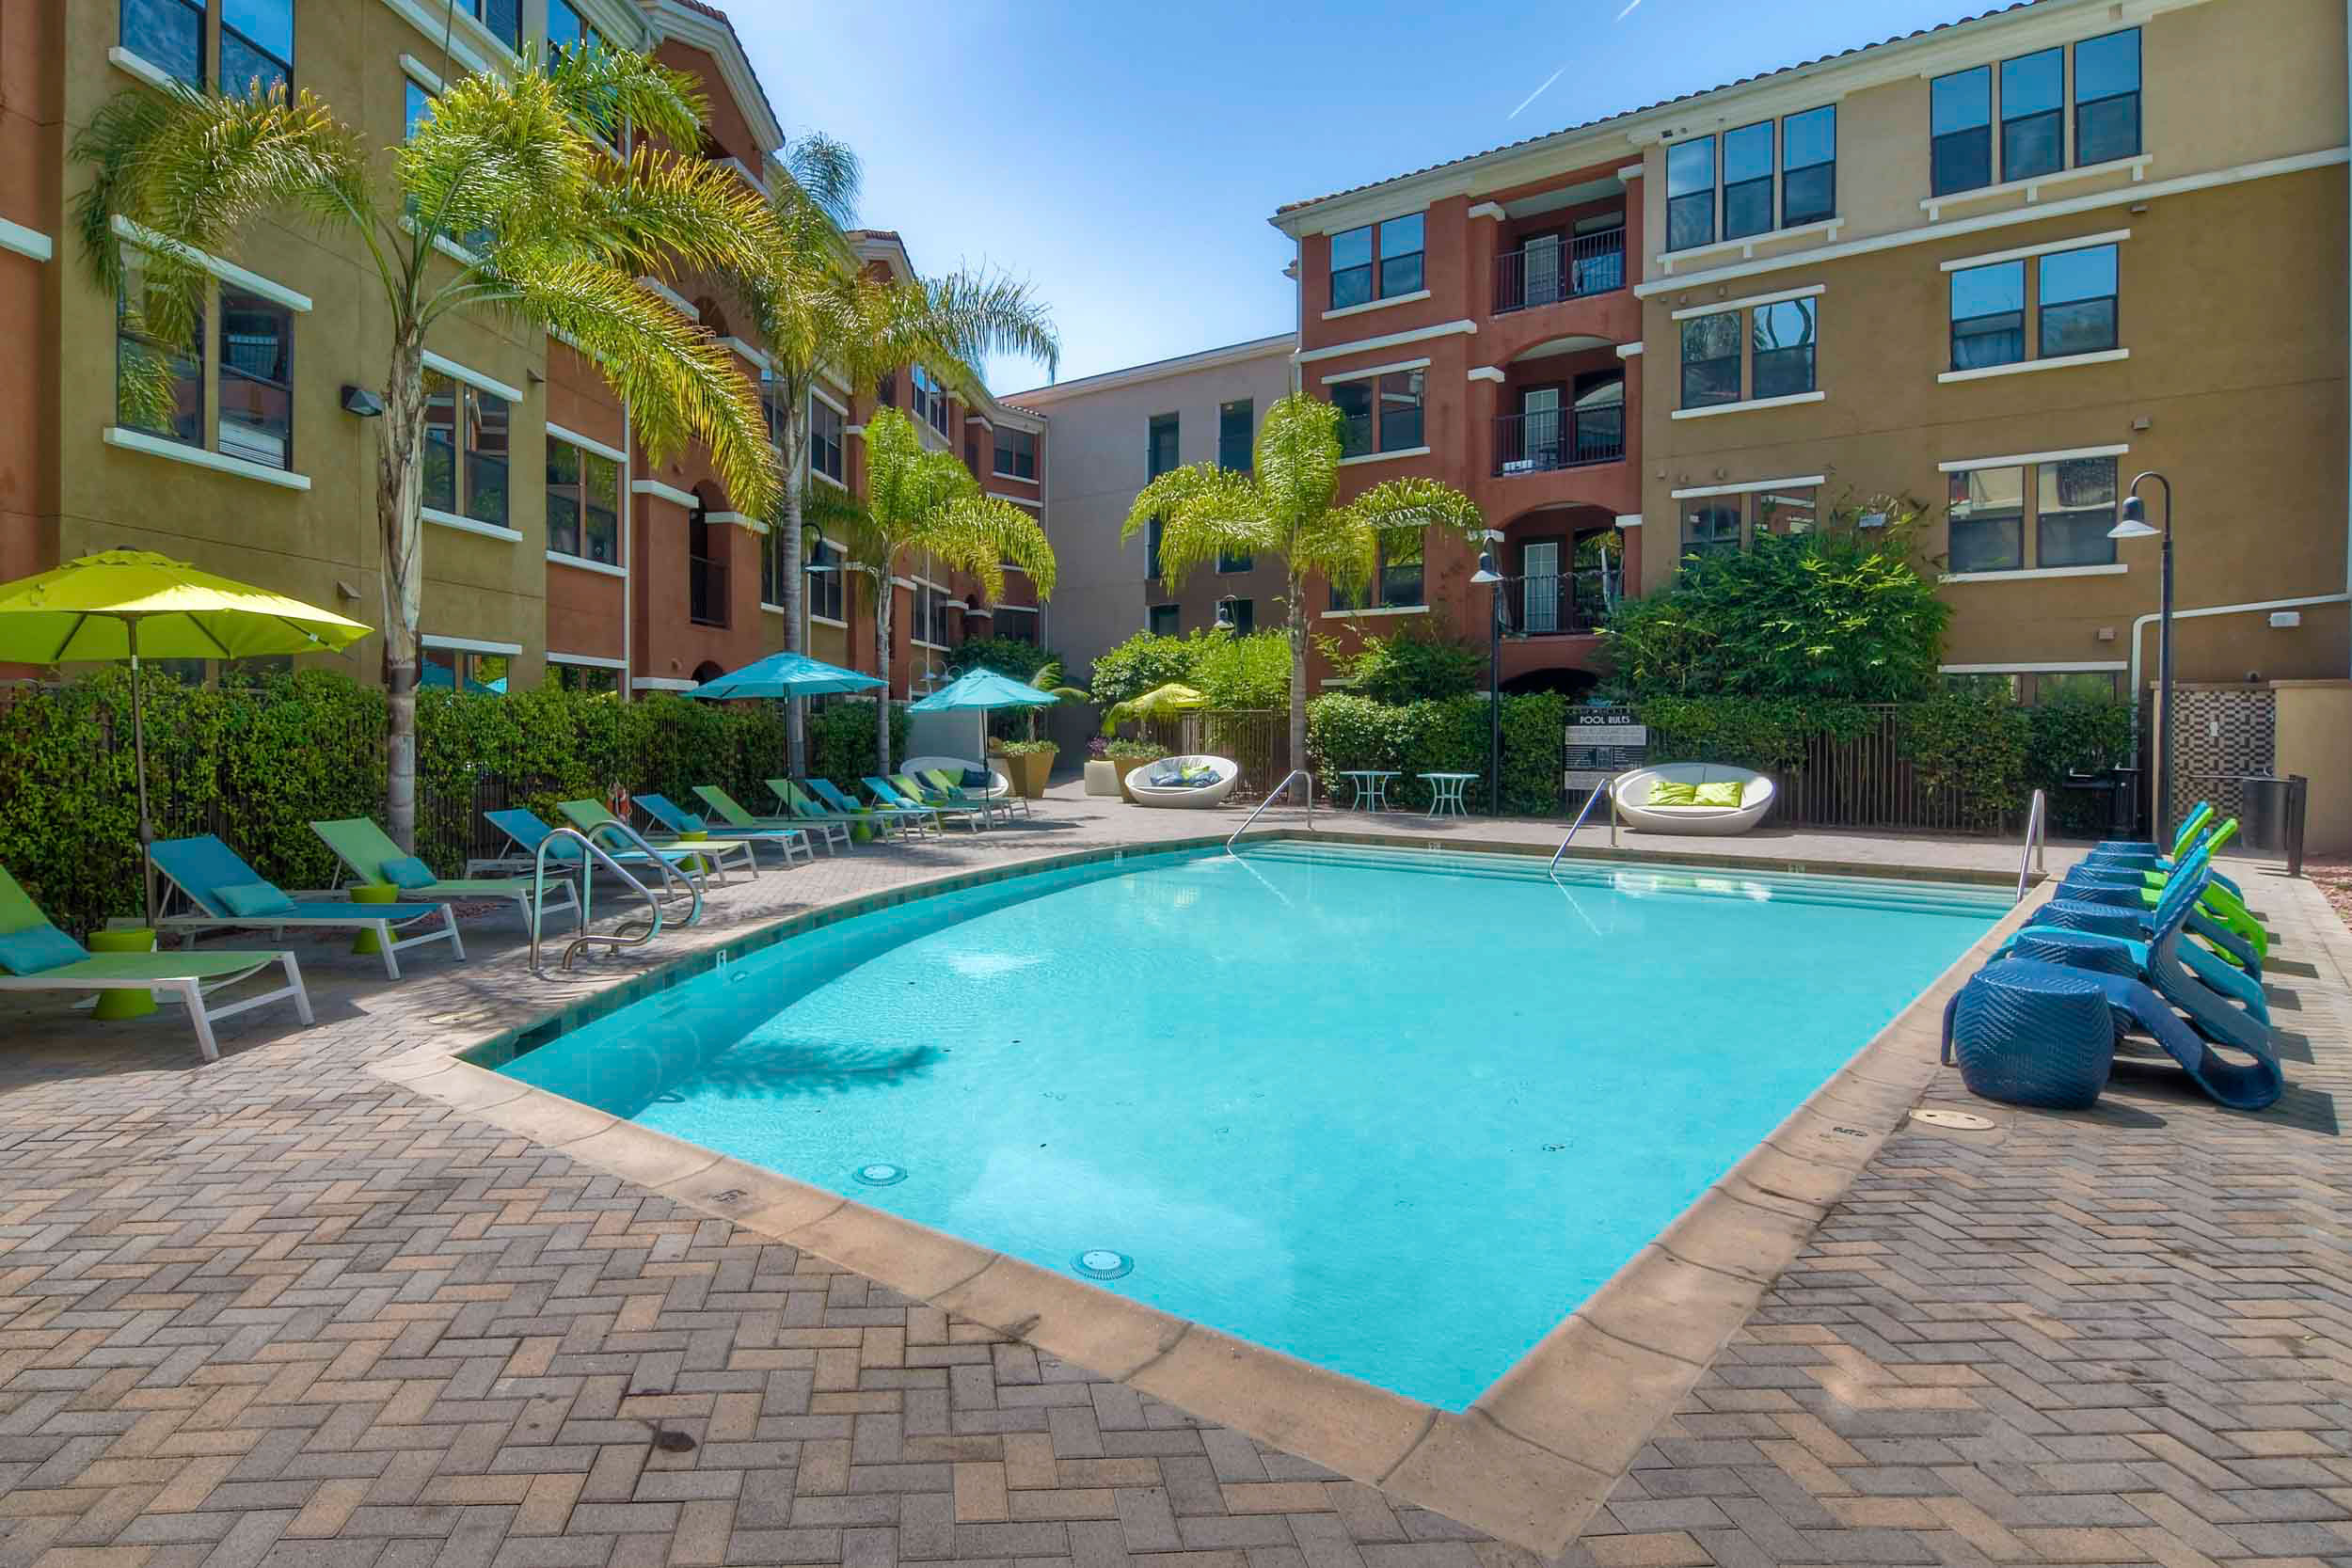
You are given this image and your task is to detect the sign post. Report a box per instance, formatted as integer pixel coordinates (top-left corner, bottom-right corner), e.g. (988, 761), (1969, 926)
(1564, 706), (1648, 797)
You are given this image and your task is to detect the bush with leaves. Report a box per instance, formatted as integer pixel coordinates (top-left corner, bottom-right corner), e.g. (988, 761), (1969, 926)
(944, 637), (1060, 686)
(1635, 696), (1873, 776)
(1088, 629), (1205, 707)
(807, 699), (910, 785)
(1324, 623), (1486, 703)
(2026, 690), (2136, 835)
(1188, 631), (1291, 709)
(1306, 691), (1566, 815)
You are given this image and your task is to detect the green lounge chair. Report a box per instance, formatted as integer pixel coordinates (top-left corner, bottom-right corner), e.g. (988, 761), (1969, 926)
(924, 767), (1029, 821)
(636, 793), (814, 867)
(556, 799), (757, 883)
(805, 778), (934, 837)
(476, 809), (710, 881)
(151, 834), (462, 980)
(0, 864), (311, 1062)
(695, 785), (849, 854)
(766, 779), (898, 844)
(865, 775), (984, 832)
(892, 771), (1011, 829)
(311, 818), (583, 939)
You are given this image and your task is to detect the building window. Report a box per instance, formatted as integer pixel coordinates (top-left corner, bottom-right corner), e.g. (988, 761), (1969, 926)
(116, 256), (205, 450)
(551, 660), (618, 695)
(1331, 537), (1423, 610)
(993, 605), (1038, 644)
(123, 0), (291, 93)
(215, 291), (292, 468)
(806, 537), (844, 622)
(1750, 298), (1817, 400)
(116, 258), (298, 472)
(464, 387), (509, 527)
(1665, 136), (1715, 251)
(2037, 456), (2118, 568)
(1217, 399), (1252, 471)
(1330, 372), (1423, 456)
(1681, 503), (1741, 562)
(467, 0), (519, 52)
(689, 505), (727, 626)
(1931, 67), (1993, 196)
(422, 373), (457, 513)
(2034, 670), (2121, 703)
(2038, 244), (2118, 356)
(1781, 105), (1836, 226)
(810, 397), (845, 483)
(1327, 214), (1424, 310)
(1147, 412), (1178, 479)
(423, 644), (509, 694)
(122, 0), (205, 87)
(1148, 604), (1179, 636)
(546, 438), (619, 565)
(1217, 546), (1253, 574)
(1753, 484), (1818, 538)
(1223, 598), (1255, 634)
(1721, 122), (1773, 242)
(910, 366), (948, 435)
(923, 587), (950, 647)
(964, 433), (980, 476)
(1679, 312), (1741, 408)
(1333, 382), (1373, 457)
(1949, 261), (2026, 370)
(1947, 466), (2026, 573)
(1376, 371), (1423, 451)
(1145, 516), (1164, 580)
(1572, 372), (1626, 463)
(993, 426), (1037, 479)
(2074, 30), (2141, 166)
(2000, 47), (2064, 182)
(405, 78), (434, 140)
(548, 0), (597, 53)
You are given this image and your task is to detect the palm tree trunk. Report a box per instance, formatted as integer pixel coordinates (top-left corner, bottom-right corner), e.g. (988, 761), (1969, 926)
(376, 335), (428, 851)
(778, 397), (806, 778)
(873, 571), (893, 773)
(1286, 566), (1307, 803)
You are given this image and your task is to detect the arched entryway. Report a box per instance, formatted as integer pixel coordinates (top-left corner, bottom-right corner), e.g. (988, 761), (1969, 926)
(691, 659), (726, 685)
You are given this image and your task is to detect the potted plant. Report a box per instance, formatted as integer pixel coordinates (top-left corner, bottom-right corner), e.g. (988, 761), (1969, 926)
(994, 738), (1057, 800)
(1082, 736), (1122, 798)
(1105, 738), (1168, 803)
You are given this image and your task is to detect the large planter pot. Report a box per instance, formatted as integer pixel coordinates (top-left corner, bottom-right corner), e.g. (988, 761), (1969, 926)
(1001, 749), (1055, 799)
(1112, 752), (1168, 803)
(1082, 760), (1122, 797)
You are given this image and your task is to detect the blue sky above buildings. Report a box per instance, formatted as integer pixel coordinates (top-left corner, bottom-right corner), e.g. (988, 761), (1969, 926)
(730, 0), (1997, 391)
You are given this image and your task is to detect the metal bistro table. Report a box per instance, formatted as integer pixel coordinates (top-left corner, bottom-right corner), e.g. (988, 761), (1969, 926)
(1420, 771), (1479, 820)
(1337, 768), (1399, 813)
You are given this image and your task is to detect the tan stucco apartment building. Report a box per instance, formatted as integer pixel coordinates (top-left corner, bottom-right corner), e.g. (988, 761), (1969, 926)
(0, 0), (1044, 700)
(1269, 0), (2350, 700)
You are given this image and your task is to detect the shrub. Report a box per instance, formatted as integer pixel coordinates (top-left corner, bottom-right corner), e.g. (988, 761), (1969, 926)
(993, 738), (1057, 756)
(1104, 738), (1165, 762)
(1089, 631), (1200, 707)
(944, 636), (1059, 686)
(2026, 690), (2135, 835)
(1635, 695), (1872, 776)
(1324, 625), (1485, 704)
(1899, 689), (2031, 826)
(1088, 626), (1291, 709)
(1305, 691), (1566, 815)
(807, 699), (909, 784)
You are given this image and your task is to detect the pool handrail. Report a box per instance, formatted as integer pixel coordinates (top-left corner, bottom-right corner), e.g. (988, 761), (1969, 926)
(1227, 768), (1314, 852)
(1549, 776), (1615, 876)
(2016, 786), (2047, 904)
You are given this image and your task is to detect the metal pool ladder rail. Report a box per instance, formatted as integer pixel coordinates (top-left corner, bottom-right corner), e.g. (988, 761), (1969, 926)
(2015, 787), (2047, 903)
(528, 825), (701, 976)
(1228, 768), (1314, 851)
(1549, 777), (1615, 875)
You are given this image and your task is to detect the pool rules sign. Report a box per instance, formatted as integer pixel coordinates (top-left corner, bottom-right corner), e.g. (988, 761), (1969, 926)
(1564, 706), (1647, 792)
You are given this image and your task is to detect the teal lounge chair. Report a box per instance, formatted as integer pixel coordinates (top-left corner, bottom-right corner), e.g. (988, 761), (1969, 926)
(924, 768), (1028, 821)
(865, 775), (984, 833)
(556, 799), (756, 883)
(478, 808), (713, 881)
(635, 794), (814, 866)
(311, 817), (582, 940)
(151, 834), (462, 980)
(695, 784), (848, 854)
(806, 778), (933, 837)
(0, 864), (311, 1063)
(894, 771), (1013, 829)
(766, 779), (879, 840)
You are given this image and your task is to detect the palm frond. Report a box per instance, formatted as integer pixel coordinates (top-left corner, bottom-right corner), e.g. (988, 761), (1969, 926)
(579, 142), (787, 285)
(778, 130), (861, 228)
(850, 407), (1057, 602)
(1123, 465), (1271, 595)
(1335, 475), (1489, 563)
(542, 38), (705, 149)
(1253, 393), (1344, 537)
(918, 267), (1060, 392)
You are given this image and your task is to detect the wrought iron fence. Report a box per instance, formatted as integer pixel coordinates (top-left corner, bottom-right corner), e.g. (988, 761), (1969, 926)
(1493, 226), (1627, 312)
(1492, 406), (1625, 474)
(1761, 707), (2004, 835)
(1140, 709), (1292, 797)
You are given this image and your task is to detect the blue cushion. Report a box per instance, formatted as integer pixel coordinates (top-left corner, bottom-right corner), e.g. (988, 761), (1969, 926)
(380, 854), (437, 890)
(216, 881), (296, 917)
(962, 768), (991, 789)
(0, 923), (88, 975)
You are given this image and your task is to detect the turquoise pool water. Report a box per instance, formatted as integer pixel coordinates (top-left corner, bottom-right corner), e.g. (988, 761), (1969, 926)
(495, 843), (2003, 1407)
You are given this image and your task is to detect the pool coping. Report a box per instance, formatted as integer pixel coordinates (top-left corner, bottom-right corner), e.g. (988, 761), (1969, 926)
(373, 829), (2046, 1556)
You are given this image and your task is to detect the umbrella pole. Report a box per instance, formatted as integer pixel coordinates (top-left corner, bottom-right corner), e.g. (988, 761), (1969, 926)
(129, 621), (157, 929)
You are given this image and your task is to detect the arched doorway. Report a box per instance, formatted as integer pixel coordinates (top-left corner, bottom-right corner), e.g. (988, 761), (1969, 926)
(691, 659), (726, 685)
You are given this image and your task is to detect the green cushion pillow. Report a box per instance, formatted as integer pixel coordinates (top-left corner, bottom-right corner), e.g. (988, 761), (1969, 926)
(380, 854), (437, 890)
(0, 922), (87, 975)
(217, 881), (297, 917)
(1646, 781), (1699, 806)
(1693, 782), (1743, 807)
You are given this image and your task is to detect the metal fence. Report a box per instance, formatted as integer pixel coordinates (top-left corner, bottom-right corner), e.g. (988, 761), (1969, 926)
(1761, 707), (2003, 835)
(1140, 709), (1292, 797)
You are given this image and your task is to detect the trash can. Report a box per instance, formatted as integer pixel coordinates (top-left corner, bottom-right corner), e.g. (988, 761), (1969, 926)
(2238, 776), (2287, 854)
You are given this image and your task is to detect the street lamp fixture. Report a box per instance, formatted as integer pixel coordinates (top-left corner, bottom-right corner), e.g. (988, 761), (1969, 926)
(2107, 472), (2173, 840)
(1214, 596), (1237, 631)
(1471, 551), (1503, 812)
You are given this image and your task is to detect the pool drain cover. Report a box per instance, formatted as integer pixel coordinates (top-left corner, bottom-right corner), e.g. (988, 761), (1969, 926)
(1911, 1108), (1994, 1131)
(1073, 1249), (1133, 1280)
(852, 1162), (909, 1186)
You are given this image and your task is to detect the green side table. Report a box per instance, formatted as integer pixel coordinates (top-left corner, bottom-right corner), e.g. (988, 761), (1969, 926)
(349, 883), (399, 954)
(676, 829), (709, 874)
(87, 927), (157, 1020)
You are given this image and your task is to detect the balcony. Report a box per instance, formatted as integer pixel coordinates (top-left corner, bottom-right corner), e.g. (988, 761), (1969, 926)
(1494, 227), (1626, 314)
(1493, 407), (1625, 477)
(689, 554), (729, 626)
(1495, 568), (1614, 636)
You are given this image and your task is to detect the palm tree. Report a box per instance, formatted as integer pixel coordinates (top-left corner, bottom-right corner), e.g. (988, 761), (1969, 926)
(830, 407), (1057, 770)
(73, 44), (785, 849)
(1125, 392), (1486, 791)
(732, 195), (1059, 778)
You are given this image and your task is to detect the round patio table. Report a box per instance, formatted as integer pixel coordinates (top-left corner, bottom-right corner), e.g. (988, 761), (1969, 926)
(1337, 769), (1399, 812)
(1420, 771), (1479, 820)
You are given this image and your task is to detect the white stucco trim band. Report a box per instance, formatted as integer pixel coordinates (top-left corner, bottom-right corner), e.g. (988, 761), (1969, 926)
(421, 352), (523, 404)
(1670, 283), (1825, 322)
(102, 427), (312, 491)
(422, 506), (521, 543)
(1941, 228), (2132, 272)
(1295, 320), (1476, 364)
(1942, 660), (2126, 673)
(1940, 563), (2129, 584)
(1672, 389), (1827, 420)
(0, 216), (51, 262)
(547, 551), (627, 578)
(548, 650), (627, 669)
(1320, 356), (1433, 386)
(113, 216), (313, 312)
(1937, 443), (2128, 472)
(547, 422), (628, 464)
(1321, 288), (1434, 322)
(1937, 349), (2130, 384)
(630, 478), (699, 508)
(1921, 157), (2152, 220)
(423, 633), (522, 656)
(1670, 473), (1827, 499)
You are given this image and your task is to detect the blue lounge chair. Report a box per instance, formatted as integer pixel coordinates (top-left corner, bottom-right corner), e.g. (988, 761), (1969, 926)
(2089, 801), (2213, 860)
(554, 799), (757, 884)
(476, 808), (714, 881)
(806, 778), (934, 837)
(150, 835), (461, 980)
(694, 784), (849, 854)
(635, 794), (814, 867)
(866, 775), (988, 833)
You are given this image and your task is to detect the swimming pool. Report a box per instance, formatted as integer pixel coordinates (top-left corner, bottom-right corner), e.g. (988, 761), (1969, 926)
(490, 842), (2004, 1408)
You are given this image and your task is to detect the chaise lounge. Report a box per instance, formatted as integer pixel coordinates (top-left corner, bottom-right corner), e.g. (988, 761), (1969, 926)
(1611, 763), (1775, 836)
(1125, 754), (1240, 809)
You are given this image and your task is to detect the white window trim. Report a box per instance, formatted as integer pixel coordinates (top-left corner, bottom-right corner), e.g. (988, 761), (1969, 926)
(705, 511), (768, 534)
(1942, 660), (2126, 673)
(547, 550), (627, 578)
(1000, 493), (1041, 511)
(809, 613), (850, 630)
(547, 422), (627, 464)
(548, 650), (627, 670)
(1339, 445), (1433, 467)
(1938, 348), (2130, 384)
(111, 46), (183, 92)
(1940, 228), (2132, 273)
(1671, 472), (1827, 499)
(812, 384), (849, 418)
(421, 351), (523, 404)
(1321, 288), (1433, 322)
(912, 640), (947, 653)
(1673, 389), (1826, 420)
(630, 477), (698, 508)
(1615, 514), (1643, 529)
(1319, 356), (1432, 387)
(812, 466), (849, 492)
(889, 576), (919, 591)
(1319, 605), (1432, 621)
(0, 216), (51, 263)
(1669, 282), (1824, 322)
(991, 468), (1040, 485)
(1936, 443), (2127, 474)
(112, 216), (313, 313)
(991, 602), (1038, 615)
(722, 336), (769, 370)
(398, 54), (445, 93)
(423, 633), (522, 656)
(103, 427), (312, 492)
(759, 601), (786, 615)
(1659, 216), (1844, 273)
(423, 505), (521, 543)
(633, 675), (698, 692)
(636, 276), (695, 316)
(1940, 563), (2130, 584)
(1468, 366), (1505, 383)
(1615, 341), (1644, 358)
(378, 0), (514, 75)
(1294, 320), (1476, 365)
(1921, 156), (2153, 221)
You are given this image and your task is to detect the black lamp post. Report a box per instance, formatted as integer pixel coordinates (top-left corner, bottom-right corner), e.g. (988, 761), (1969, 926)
(2108, 470), (2172, 842)
(1470, 545), (1504, 813)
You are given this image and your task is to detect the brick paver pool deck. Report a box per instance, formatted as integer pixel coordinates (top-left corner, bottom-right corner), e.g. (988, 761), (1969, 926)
(0, 789), (2341, 1568)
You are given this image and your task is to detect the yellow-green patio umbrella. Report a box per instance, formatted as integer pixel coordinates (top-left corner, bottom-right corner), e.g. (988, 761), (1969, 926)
(0, 550), (373, 924)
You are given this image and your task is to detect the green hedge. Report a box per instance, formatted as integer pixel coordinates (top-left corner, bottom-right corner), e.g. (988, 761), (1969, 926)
(1305, 692), (1566, 815)
(0, 672), (909, 937)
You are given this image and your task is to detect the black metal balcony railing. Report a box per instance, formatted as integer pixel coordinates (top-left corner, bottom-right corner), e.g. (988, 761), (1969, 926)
(1491, 568), (1615, 637)
(689, 554), (729, 626)
(1494, 226), (1626, 313)
(1492, 407), (1625, 476)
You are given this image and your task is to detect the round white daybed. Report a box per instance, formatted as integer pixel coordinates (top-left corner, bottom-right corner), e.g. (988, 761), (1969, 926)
(1611, 762), (1775, 836)
(1124, 754), (1241, 809)
(902, 755), (1012, 799)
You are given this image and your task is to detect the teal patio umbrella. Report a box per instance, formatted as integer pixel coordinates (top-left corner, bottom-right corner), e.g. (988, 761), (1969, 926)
(685, 650), (885, 701)
(908, 667), (1061, 765)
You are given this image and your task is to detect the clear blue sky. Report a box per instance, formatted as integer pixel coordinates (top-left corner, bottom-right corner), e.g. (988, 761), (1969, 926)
(729, 0), (1992, 393)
